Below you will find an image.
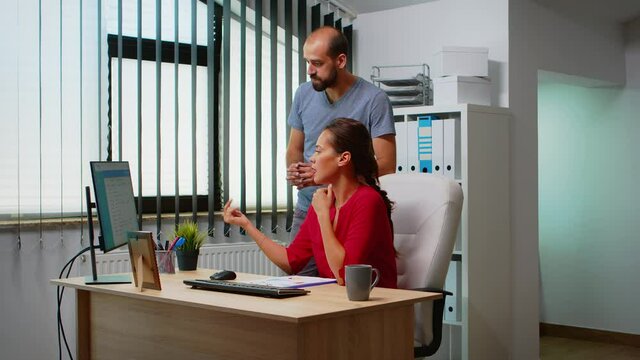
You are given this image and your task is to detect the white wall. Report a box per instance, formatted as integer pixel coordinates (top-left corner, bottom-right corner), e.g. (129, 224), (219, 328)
(509, 0), (633, 354)
(508, 0), (541, 357)
(500, 0), (632, 354)
(0, 215), (289, 360)
(537, 16), (640, 334)
(535, 2), (626, 86)
(352, 0), (509, 107)
(538, 82), (640, 334)
(626, 17), (640, 88)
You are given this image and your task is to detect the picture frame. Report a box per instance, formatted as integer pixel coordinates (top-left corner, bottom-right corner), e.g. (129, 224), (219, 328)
(127, 231), (162, 291)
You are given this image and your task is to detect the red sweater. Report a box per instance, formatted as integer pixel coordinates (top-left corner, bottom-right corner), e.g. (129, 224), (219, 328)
(286, 185), (397, 288)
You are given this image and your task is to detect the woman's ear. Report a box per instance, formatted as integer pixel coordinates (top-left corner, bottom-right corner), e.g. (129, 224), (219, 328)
(337, 151), (351, 167)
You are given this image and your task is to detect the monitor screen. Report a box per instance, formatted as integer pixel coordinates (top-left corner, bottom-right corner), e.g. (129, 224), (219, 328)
(90, 161), (138, 253)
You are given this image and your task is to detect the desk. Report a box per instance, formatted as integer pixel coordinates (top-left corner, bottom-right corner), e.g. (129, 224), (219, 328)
(52, 270), (439, 360)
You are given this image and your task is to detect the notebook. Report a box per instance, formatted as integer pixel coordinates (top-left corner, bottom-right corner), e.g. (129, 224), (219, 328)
(240, 276), (337, 289)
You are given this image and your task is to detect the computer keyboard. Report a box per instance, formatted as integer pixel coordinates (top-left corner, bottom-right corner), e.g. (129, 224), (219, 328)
(184, 279), (310, 298)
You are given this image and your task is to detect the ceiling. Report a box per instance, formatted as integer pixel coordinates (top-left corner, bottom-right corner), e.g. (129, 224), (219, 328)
(343, 0), (640, 25)
(535, 0), (640, 25)
(340, 0), (436, 15)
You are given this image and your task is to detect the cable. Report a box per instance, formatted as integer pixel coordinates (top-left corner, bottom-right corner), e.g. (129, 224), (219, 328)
(58, 252), (79, 359)
(58, 247), (89, 359)
(57, 246), (91, 360)
(58, 257), (75, 359)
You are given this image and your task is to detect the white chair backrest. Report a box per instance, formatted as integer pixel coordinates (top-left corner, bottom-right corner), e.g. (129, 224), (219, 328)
(380, 173), (463, 345)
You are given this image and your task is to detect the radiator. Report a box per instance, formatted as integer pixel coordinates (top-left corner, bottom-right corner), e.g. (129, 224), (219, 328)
(83, 242), (284, 276)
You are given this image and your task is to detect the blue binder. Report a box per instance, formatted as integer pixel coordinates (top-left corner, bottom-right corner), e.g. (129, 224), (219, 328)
(417, 115), (438, 173)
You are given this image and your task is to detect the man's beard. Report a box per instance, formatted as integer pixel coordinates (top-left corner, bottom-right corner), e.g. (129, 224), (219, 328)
(311, 68), (338, 91)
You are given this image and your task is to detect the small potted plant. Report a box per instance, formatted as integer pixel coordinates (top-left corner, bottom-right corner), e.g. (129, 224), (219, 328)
(173, 220), (205, 271)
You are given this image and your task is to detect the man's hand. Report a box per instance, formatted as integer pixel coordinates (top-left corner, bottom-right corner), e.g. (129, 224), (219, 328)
(286, 162), (317, 189)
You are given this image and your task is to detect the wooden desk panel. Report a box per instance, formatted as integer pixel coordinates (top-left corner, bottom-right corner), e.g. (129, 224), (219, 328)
(55, 269), (438, 359)
(82, 291), (298, 359)
(301, 303), (414, 360)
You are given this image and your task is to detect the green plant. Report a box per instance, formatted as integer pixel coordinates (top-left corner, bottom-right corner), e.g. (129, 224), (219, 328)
(174, 220), (206, 251)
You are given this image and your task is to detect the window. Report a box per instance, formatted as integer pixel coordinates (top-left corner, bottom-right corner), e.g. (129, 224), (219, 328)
(1, 0), (353, 225)
(107, 1), (298, 214)
(108, 35), (217, 213)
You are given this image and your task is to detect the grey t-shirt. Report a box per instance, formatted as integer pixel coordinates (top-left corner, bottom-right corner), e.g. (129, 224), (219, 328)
(287, 76), (395, 212)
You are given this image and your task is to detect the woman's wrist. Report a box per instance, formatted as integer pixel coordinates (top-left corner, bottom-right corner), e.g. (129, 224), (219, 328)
(316, 210), (330, 223)
(241, 219), (254, 231)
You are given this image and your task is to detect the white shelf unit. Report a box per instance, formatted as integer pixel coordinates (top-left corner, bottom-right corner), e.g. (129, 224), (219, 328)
(393, 104), (511, 360)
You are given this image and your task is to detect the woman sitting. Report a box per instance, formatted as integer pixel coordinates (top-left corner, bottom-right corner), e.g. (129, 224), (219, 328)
(223, 118), (397, 287)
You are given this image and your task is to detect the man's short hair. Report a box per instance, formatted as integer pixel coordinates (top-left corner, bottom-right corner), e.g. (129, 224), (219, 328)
(323, 27), (349, 58)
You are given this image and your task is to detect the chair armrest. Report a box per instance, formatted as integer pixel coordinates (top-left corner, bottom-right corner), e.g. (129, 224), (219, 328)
(412, 288), (452, 358)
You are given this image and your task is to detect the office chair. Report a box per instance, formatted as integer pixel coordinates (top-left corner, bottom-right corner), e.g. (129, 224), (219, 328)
(380, 173), (463, 358)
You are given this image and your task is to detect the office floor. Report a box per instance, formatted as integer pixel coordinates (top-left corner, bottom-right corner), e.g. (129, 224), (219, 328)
(541, 336), (640, 359)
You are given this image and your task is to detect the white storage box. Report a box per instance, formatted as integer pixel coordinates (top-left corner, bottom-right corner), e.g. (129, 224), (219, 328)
(433, 46), (489, 77)
(433, 76), (491, 106)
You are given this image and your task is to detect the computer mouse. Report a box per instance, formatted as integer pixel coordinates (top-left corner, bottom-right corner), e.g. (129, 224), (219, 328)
(210, 270), (237, 281)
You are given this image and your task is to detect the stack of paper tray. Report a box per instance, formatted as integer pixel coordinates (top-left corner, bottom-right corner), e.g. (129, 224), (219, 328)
(382, 81), (425, 106)
(371, 65), (433, 106)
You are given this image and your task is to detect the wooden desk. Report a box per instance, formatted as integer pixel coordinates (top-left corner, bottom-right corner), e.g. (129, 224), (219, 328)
(52, 270), (439, 360)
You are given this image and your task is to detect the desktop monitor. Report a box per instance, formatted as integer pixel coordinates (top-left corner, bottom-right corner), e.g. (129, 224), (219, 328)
(85, 161), (138, 284)
(90, 161), (138, 252)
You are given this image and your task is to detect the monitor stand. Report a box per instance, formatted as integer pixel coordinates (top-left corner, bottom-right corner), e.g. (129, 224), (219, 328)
(84, 186), (132, 285)
(84, 274), (132, 285)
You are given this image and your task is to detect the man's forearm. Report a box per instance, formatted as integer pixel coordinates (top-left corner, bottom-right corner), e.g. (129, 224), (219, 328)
(286, 148), (304, 167)
(372, 134), (397, 176)
(286, 129), (306, 167)
(377, 157), (396, 176)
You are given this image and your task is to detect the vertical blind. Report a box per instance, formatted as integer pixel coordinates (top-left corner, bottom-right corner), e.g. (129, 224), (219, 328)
(1, 0), (354, 245)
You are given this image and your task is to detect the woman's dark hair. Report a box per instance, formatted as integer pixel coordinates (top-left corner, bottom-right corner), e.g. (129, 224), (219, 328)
(323, 118), (394, 223)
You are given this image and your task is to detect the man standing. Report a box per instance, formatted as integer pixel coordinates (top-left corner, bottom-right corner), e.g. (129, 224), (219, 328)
(286, 26), (396, 274)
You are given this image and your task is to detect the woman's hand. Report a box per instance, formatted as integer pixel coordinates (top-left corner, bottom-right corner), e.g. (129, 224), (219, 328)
(312, 184), (334, 219)
(223, 199), (250, 229)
